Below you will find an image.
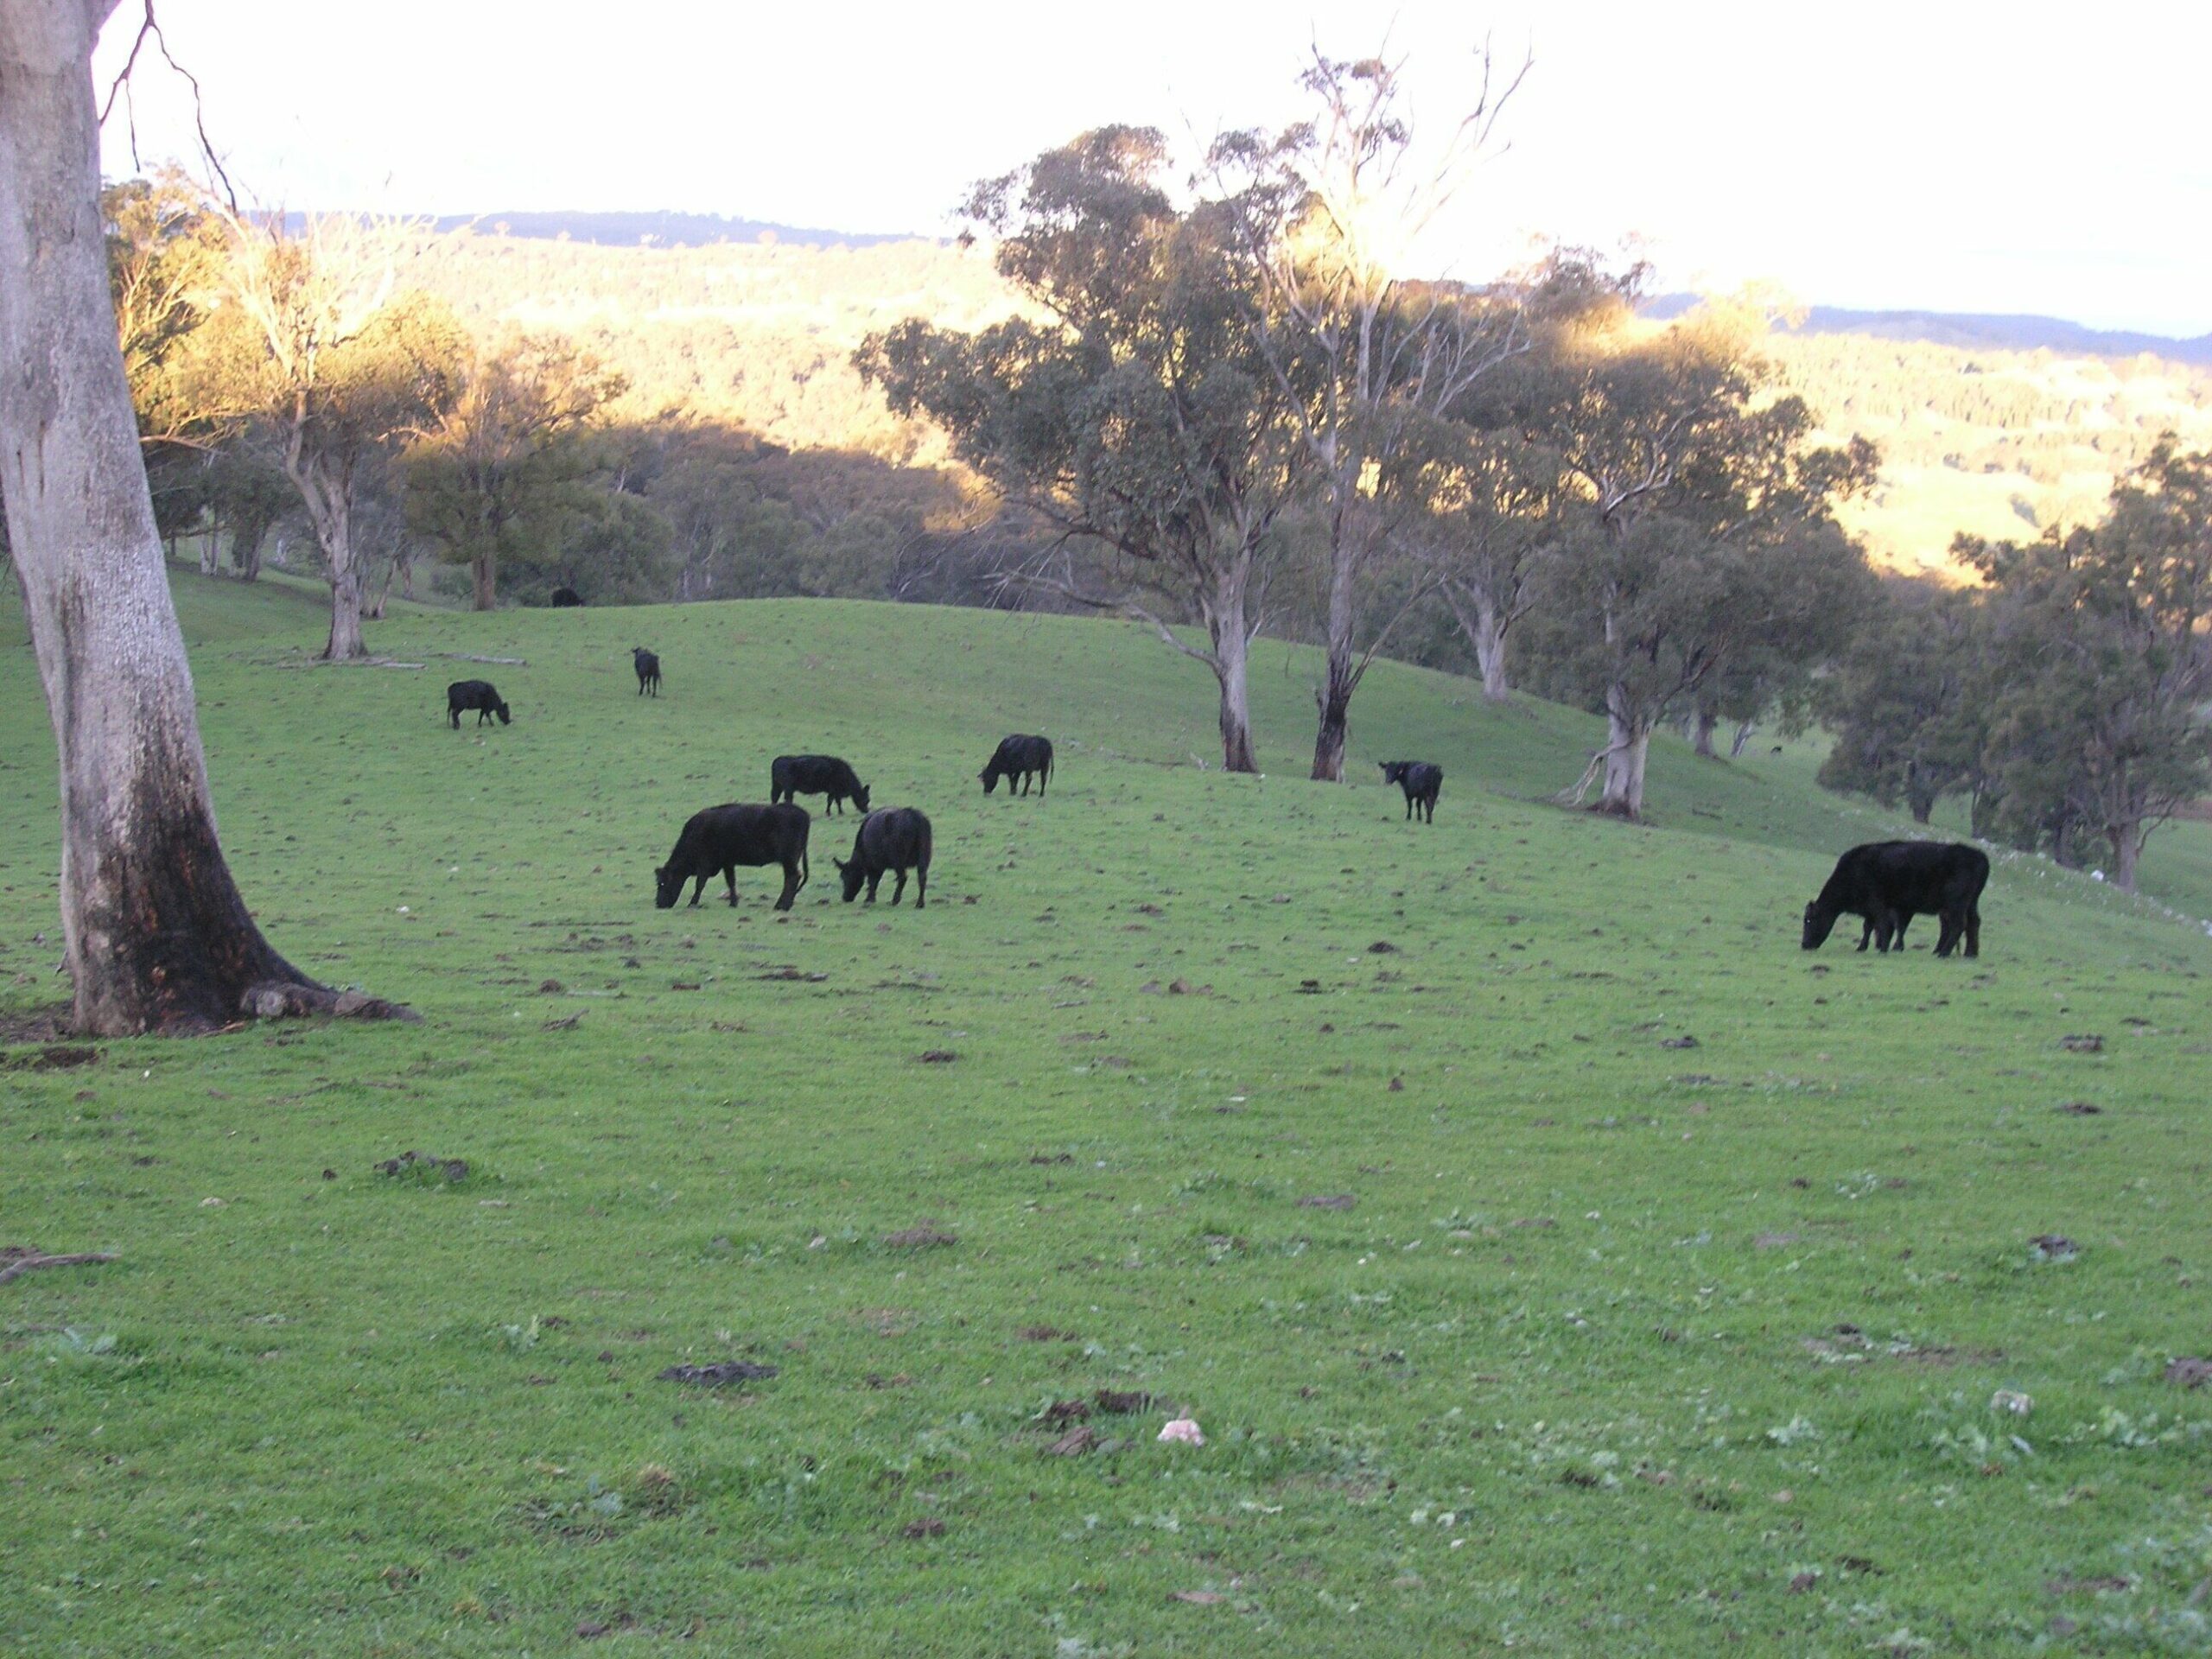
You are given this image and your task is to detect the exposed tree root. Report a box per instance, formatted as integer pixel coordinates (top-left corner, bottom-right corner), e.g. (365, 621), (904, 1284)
(238, 982), (421, 1024)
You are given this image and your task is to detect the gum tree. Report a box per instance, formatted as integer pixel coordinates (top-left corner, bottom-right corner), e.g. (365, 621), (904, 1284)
(0, 0), (408, 1032)
(861, 128), (1299, 772)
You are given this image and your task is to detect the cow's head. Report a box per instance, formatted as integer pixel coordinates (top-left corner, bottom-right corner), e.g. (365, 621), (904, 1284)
(654, 865), (681, 910)
(1379, 761), (1404, 785)
(979, 764), (1000, 795)
(834, 856), (866, 903)
(494, 701), (512, 725)
(1801, 902), (1838, 950)
(850, 783), (873, 814)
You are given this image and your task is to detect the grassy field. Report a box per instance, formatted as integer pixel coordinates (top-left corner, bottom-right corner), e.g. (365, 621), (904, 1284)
(5, 574), (2212, 1656)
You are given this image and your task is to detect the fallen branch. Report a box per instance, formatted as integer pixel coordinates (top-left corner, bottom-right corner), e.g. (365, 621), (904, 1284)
(0, 1250), (117, 1288)
(433, 652), (528, 665)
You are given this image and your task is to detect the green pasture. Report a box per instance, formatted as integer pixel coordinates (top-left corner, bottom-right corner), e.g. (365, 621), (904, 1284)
(3, 575), (2211, 1656)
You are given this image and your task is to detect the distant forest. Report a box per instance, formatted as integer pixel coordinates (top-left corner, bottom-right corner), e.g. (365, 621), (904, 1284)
(390, 229), (2212, 580)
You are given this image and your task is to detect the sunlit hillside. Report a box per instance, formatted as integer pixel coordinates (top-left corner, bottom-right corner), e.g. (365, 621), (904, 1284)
(401, 232), (2212, 579)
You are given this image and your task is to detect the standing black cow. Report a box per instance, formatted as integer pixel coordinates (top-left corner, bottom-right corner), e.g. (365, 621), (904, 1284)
(1802, 841), (1989, 957)
(771, 754), (871, 816)
(1379, 760), (1442, 823)
(981, 734), (1053, 797)
(654, 803), (811, 911)
(632, 647), (662, 696)
(836, 807), (932, 909)
(550, 587), (583, 608)
(447, 680), (511, 728)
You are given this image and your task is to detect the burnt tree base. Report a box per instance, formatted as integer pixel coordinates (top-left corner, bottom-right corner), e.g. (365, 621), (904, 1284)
(69, 779), (416, 1035)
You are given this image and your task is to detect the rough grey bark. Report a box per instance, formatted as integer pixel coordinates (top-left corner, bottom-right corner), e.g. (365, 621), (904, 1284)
(0, 0), (410, 1033)
(1203, 565), (1259, 773)
(1596, 690), (1652, 819)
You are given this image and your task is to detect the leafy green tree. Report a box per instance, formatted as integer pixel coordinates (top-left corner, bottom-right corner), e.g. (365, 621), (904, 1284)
(404, 332), (623, 608)
(1527, 303), (1878, 817)
(548, 490), (676, 605)
(1817, 585), (1986, 821)
(195, 211), (465, 658)
(861, 128), (1300, 772)
(1960, 439), (2212, 889)
(1207, 48), (1529, 779)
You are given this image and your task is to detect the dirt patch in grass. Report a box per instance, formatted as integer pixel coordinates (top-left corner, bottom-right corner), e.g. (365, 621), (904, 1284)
(0, 1042), (100, 1071)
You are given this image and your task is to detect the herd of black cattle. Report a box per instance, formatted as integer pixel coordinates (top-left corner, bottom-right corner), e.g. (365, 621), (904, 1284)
(443, 652), (1993, 955)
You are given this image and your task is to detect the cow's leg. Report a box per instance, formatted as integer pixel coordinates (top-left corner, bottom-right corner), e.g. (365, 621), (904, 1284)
(1965, 906), (1980, 958)
(774, 862), (798, 912)
(1934, 912), (1958, 957)
(866, 870), (882, 902)
(688, 874), (708, 907)
(723, 866), (741, 906)
(914, 866), (926, 909)
(890, 869), (907, 906)
(449, 709), (460, 729)
(1855, 916), (1873, 951)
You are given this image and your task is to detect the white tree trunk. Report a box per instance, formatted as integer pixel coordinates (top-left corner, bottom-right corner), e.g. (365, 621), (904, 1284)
(1443, 582), (1511, 701)
(0, 0), (403, 1032)
(1203, 562), (1259, 773)
(1595, 689), (1651, 819)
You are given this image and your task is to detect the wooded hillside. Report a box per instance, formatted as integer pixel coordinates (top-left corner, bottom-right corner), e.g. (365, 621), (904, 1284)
(402, 231), (2212, 577)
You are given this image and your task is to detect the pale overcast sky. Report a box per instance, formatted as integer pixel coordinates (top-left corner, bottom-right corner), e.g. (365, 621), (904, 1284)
(94, 1), (2210, 337)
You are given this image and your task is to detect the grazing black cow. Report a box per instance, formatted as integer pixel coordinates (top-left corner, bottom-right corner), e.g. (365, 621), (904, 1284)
(447, 680), (511, 728)
(981, 734), (1053, 797)
(836, 807), (932, 909)
(653, 803), (810, 912)
(550, 587), (583, 608)
(1802, 840), (1988, 958)
(1379, 760), (1442, 823)
(632, 647), (662, 696)
(771, 754), (871, 816)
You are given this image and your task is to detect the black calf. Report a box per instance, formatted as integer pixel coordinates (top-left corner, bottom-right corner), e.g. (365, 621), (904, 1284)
(1380, 760), (1442, 823)
(771, 754), (871, 816)
(836, 807), (932, 909)
(447, 680), (511, 728)
(632, 647), (662, 696)
(982, 734), (1053, 797)
(654, 803), (811, 912)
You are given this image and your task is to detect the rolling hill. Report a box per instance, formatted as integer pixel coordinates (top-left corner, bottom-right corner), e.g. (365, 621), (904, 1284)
(4, 574), (2212, 1652)
(393, 229), (2212, 580)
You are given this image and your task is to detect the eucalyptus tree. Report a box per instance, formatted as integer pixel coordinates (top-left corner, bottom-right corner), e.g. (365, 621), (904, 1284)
(0, 0), (407, 1032)
(1208, 48), (1529, 779)
(1529, 305), (1878, 817)
(1958, 441), (2212, 890)
(405, 331), (623, 608)
(199, 209), (464, 657)
(861, 127), (1300, 772)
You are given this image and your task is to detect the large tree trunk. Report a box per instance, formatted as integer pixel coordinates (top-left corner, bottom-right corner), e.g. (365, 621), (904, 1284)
(1203, 569), (1259, 773)
(1443, 582), (1511, 702)
(1729, 717), (1756, 759)
(0, 0), (408, 1034)
(1311, 656), (1351, 782)
(1691, 708), (1719, 759)
(1593, 689), (1651, 819)
(1309, 508), (1365, 781)
(282, 437), (369, 659)
(2109, 822), (2140, 893)
(471, 550), (496, 610)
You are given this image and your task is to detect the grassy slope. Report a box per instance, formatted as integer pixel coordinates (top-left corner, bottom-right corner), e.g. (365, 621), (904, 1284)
(4, 577), (2212, 1657)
